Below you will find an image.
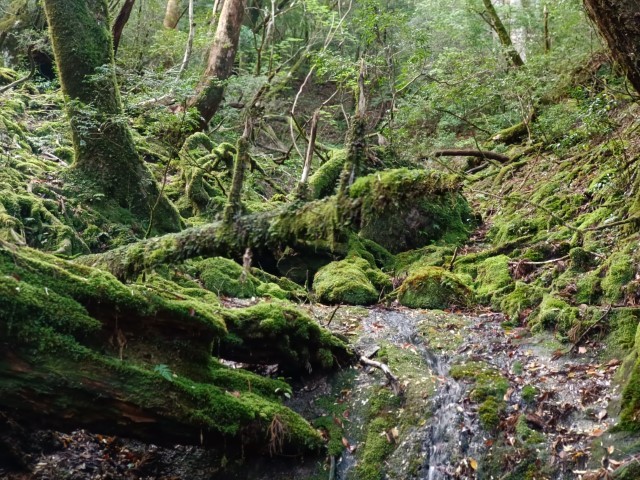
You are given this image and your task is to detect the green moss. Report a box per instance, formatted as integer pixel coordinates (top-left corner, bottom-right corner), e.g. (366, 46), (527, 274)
(607, 309), (640, 358)
(314, 256), (391, 305)
(569, 247), (593, 272)
(479, 398), (504, 431)
(194, 257), (257, 298)
(395, 245), (453, 274)
(602, 252), (634, 302)
(575, 270), (602, 304)
(397, 267), (472, 309)
(515, 415), (545, 444)
(497, 281), (545, 321)
(521, 385), (538, 404)
(450, 360), (509, 403)
(220, 301), (351, 373)
(530, 294), (579, 334)
(348, 168), (474, 253)
(474, 254), (513, 302)
(0, 247), (324, 454)
(308, 149), (347, 199)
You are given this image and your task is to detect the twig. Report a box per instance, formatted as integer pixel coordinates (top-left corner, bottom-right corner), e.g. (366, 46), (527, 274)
(360, 355), (401, 395)
(448, 247), (459, 271)
(569, 305), (612, 354)
(508, 255), (569, 266)
(325, 305), (340, 327)
(328, 455), (336, 480)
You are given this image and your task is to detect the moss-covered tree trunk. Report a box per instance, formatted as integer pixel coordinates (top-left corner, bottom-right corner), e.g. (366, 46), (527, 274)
(42, 0), (181, 233)
(583, 0), (640, 95)
(189, 0), (245, 129)
(163, 0), (182, 29)
(481, 0), (525, 68)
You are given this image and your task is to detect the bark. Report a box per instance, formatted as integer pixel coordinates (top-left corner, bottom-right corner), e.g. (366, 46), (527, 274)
(112, 0), (136, 54)
(178, 0), (195, 75)
(163, 0), (181, 29)
(189, 0), (246, 129)
(42, 0), (181, 233)
(583, 0), (640, 95)
(481, 0), (525, 68)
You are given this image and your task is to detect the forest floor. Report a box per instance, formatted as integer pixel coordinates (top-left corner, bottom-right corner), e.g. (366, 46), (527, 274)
(0, 301), (627, 480)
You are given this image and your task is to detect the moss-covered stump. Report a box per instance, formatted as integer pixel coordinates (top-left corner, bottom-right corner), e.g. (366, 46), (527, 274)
(397, 267), (472, 309)
(0, 245), (342, 455)
(348, 168), (474, 253)
(313, 256), (391, 305)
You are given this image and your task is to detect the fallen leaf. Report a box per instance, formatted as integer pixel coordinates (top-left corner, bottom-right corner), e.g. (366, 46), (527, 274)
(578, 346), (587, 354)
(469, 458), (478, 470)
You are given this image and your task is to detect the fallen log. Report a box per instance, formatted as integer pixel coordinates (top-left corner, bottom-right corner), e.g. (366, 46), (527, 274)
(432, 149), (511, 163)
(78, 168), (474, 280)
(0, 245), (350, 454)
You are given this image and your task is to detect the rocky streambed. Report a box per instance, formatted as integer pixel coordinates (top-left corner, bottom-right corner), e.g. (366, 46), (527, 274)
(0, 305), (624, 479)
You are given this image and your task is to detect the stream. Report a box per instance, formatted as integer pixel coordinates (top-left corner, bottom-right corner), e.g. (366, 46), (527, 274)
(0, 305), (621, 479)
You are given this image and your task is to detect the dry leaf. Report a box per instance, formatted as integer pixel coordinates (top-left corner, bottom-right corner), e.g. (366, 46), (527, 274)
(469, 458), (478, 470)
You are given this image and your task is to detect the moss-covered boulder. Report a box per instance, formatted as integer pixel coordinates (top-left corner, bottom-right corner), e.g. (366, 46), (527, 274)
(529, 294), (579, 333)
(191, 256), (299, 300)
(314, 256), (391, 305)
(602, 252), (634, 302)
(497, 281), (545, 321)
(397, 266), (472, 309)
(475, 254), (513, 302)
(348, 169), (474, 253)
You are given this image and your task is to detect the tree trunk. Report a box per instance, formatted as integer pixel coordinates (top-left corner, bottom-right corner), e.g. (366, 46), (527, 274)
(481, 0), (525, 68)
(42, 0), (181, 233)
(163, 0), (181, 29)
(178, 0), (195, 75)
(583, 0), (640, 95)
(189, 0), (246, 129)
(112, 0), (136, 54)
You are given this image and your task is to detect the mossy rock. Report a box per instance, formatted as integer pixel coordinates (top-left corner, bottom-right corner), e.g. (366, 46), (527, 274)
(497, 281), (545, 321)
(314, 256), (391, 305)
(397, 267), (472, 309)
(529, 294), (579, 333)
(602, 252), (634, 302)
(0, 246), (325, 454)
(349, 168), (474, 253)
(194, 257), (258, 298)
(220, 301), (352, 373)
(475, 254), (513, 302)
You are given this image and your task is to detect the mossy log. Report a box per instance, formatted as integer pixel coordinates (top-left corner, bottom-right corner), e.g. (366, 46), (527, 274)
(78, 168), (474, 280)
(0, 244), (349, 455)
